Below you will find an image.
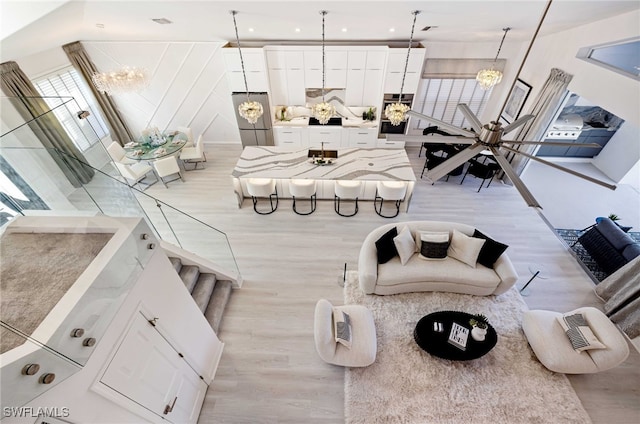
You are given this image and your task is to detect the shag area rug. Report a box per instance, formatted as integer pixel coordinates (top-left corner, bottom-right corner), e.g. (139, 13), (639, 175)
(343, 271), (592, 424)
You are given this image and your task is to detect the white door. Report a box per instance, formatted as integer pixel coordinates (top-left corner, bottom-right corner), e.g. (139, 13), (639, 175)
(101, 312), (207, 423)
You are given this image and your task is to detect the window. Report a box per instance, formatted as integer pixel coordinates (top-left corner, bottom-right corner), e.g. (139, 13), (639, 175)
(577, 37), (640, 81)
(409, 78), (492, 134)
(34, 68), (109, 151)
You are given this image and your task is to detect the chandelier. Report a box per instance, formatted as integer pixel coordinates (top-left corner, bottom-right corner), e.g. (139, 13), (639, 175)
(476, 27), (511, 90)
(311, 10), (335, 125)
(384, 10), (420, 126)
(231, 10), (264, 124)
(92, 66), (148, 95)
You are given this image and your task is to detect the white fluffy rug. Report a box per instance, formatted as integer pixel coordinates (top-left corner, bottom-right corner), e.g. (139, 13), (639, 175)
(343, 271), (592, 424)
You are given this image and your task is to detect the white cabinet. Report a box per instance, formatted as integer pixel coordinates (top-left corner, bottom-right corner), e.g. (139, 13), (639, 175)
(346, 50), (386, 106)
(377, 138), (406, 149)
(384, 49), (425, 94)
(325, 51), (348, 88)
(266, 50), (305, 105)
(273, 127), (306, 147)
(101, 312), (207, 423)
(223, 48), (268, 92)
(308, 127), (343, 149)
(346, 128), (378, 147)
(303, 50), (322, 88)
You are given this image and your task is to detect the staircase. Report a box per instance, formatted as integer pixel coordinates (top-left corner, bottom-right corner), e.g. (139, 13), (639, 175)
(169, 257), (233, 334)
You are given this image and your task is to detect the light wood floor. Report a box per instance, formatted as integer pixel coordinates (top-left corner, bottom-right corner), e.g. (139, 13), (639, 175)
(134, 144), (639, 424)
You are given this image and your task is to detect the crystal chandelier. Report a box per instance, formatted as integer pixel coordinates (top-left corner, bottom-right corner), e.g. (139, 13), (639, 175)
(476, 27), (511, 90)
(231, 10), (264, 124)
(311, 10), (335, 125)
(92, 66), (148, 95)
(384, 10), (420, 126)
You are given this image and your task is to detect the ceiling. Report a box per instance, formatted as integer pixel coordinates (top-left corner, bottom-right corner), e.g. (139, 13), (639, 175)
(1, 0), (639, 61)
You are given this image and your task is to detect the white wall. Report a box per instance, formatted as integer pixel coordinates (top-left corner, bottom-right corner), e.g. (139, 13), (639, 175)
(518, 9), (640, 184)
(593, 122), (640, 187)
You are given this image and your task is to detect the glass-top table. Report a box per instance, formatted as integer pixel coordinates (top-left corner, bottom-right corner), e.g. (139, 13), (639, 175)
(123, 131), (188, 161)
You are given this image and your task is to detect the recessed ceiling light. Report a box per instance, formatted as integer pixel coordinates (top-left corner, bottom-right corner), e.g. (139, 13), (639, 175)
(248, 28), (254, 32)
(389, 28), (395, 32)
(342, 28), (347, 32)
(295, 28), (301, 32)
(151, 18), (172, 25)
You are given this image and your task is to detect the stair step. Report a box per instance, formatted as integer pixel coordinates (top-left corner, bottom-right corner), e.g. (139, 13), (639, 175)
(204, 280), (233, 334)
(169, 257), (182, 273)
(191, 273), (217, 314)
(179, 265), (200, 293)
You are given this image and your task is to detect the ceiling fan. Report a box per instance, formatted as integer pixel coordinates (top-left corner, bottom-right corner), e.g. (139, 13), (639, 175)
(387, 107), (617, 208)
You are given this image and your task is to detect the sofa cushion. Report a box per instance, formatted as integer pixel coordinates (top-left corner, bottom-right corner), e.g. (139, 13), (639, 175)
(419, 232), (450, 260)
(448, 229), (485, 268)
(393, 226), (416, 265)
(596, 218), (635, 250)
(473, 229), (509, 268)
(376, 255), (501, 289)
(375, 226), (398, 264)
(622, 243), (640, 262)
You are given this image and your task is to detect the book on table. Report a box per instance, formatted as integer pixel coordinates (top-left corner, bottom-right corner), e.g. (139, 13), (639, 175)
(448, 322), (469, 351)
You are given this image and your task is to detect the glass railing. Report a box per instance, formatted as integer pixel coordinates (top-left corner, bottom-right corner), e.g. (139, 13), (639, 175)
(1, 95), (240, 410)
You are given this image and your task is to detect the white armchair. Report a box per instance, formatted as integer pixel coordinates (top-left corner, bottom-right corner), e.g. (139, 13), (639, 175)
(114, 161), (157, 189)
(152, 156), (184, 188)
(107, 141), (136, 164)
(314, 299), (377, 367)
(179, 134), (206, 170)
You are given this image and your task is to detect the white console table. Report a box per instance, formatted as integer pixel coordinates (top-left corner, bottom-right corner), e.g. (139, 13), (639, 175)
(231, 146), (417, 212)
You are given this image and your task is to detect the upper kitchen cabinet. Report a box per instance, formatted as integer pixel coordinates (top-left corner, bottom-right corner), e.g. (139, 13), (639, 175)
(304, 49), (348, 89)
(346, 49), (387, 106)
(223, 48), (268, 92)
(266, 50), (305, 106)
(384, 48), (425, 94)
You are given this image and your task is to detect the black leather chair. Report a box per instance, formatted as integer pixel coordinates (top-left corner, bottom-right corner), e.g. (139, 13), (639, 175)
(460, 159), (500, 192)
(419, 126), (455, 157)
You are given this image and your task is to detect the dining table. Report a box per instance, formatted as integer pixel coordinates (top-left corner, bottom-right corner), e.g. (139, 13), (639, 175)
(123, 131), (189, 161)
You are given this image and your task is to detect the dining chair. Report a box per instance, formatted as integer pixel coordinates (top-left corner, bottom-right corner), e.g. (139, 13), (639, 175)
(179, 134), (206, 170)
(153, 156), (185, 188)
(114, 161), (157, 190)
(107, 141), (136, 164)
(460, 159), (500, 192)
(177, 126), (194, 147)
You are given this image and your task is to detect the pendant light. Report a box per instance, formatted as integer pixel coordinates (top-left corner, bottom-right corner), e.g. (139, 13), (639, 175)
(384, 10), (420, 126)
(231, 10), (264, 124)
(311, 10), (336, 125)
(476, 27), (511, 90)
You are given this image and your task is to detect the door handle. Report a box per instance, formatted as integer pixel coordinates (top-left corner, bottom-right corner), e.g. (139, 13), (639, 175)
(164, 396), (177, 415)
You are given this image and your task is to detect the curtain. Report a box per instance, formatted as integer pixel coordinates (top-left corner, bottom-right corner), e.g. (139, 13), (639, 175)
(506, 68), (573, 177)
(62, 41), (135, 146)
(0, 61), (94, 187)
(595, 256), (640, 339)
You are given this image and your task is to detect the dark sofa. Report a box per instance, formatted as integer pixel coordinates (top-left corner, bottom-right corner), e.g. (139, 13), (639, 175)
(578, 217), (640, 274)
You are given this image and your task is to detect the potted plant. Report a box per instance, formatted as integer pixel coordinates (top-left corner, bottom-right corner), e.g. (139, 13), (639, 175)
(469, 314), (489, 341)
(362, 107), (376, 121)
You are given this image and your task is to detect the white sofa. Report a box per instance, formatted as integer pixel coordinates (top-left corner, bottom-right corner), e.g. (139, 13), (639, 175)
(358, 221), (518, 296)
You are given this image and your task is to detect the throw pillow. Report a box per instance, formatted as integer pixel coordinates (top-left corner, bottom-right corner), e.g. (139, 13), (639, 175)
(393, 225), (416, 265)
(375, 226), (398, 264)
(473, 229), (509, 268)
(418, 231), (450, 260)
(333, 308), (352, 349)
(447, 229), (485, 268)
(557, 313), (606, 352)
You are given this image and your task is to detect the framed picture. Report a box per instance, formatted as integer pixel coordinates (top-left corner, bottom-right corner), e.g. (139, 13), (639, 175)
(501, 79), (532, 123)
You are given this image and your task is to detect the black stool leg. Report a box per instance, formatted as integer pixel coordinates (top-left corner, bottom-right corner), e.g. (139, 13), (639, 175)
(293, 193), (316, 215)
(334, 195), (358, 217)
(252, 188), (279, 215)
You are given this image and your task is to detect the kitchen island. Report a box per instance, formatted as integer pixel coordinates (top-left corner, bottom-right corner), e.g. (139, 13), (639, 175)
(232, 146), (416, 212)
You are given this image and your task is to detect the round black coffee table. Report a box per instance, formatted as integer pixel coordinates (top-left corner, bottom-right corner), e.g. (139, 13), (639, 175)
(414, 311), (497, 360)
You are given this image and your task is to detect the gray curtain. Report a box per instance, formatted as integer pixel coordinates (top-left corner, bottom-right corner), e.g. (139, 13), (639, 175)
(595, 256), (640, 339)
(506, 68), (574, 177)
(0, 61), (94, 187)
(62, 41), (135, 146)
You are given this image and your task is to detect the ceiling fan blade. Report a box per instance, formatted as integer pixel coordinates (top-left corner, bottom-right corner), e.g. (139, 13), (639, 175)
(406, 110), (477, 138)
(425, 143), (485, 182)
(457, 104), (483, 133)
(386, 134), (475, 144)
(508, 140), (602, 148)
(490, 147), (542, 208)
(502, 115), (535, 135)
(502, 145), (617, 190)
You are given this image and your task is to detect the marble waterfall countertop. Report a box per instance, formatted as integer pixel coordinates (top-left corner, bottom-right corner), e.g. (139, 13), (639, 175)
(232, 146), (416, 181)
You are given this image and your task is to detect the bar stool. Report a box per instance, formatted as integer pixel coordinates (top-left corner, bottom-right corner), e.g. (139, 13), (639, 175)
(334, 180), (362, 217)
(246, 178), (278, 215)
(290, 179), (317, 215)
(374, 181), (407, 218)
